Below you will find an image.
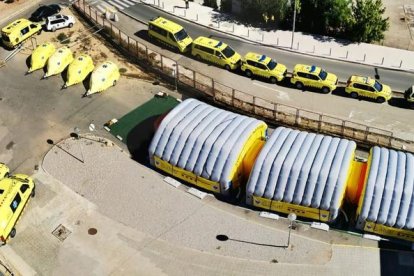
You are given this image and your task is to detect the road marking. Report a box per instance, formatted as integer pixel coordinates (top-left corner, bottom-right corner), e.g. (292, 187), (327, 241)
(96, 4), (107, 13)
(364, 118), (376, 123)
(252, 82), (290, 101)
(88, 0), (100, 5)
(107, 0), (124, 10)
(122, 0), (136, 6)
(101, 2), (117, 12)
(110, 0), (130, 8)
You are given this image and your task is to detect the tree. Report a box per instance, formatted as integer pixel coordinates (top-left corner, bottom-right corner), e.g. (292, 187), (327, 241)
(296, 0), (352, 36)
(350, 0), (389, 43)
(323, 0), (353, 34)
(240, 0), (289, 24)
(203, 0), (218, 10)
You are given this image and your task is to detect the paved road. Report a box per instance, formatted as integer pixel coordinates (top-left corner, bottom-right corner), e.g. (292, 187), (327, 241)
(102, 7), (414, 141)
(124, 2), (414, 92)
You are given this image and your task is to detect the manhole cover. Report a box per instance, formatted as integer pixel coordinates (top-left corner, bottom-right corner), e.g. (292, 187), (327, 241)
(88, 228), (97, 235)
(52, 224), (71, 242)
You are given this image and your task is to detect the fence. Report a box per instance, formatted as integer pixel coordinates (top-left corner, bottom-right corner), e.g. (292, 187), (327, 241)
(72, 0), (414, 153)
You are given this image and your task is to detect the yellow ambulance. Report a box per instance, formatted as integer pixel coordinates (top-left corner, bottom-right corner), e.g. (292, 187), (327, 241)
(0, 174), (35, 244)
(1, 18), (42, 49)
(241, 52), (287, 83)
(148, 16), (193, 53)
(290, 64), (338, 93)
(0, 163), (9, 180)
(345, 75), (392, 103)
(191, 36), (241, 71)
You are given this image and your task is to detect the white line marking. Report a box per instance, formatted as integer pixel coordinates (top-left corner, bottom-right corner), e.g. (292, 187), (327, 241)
(122, 0), (136, 6)
(107, 0), (125, 9)
(96, 4), (107, 13)
(101, 2), (117, 12)
(88, 0), (100, 5)
(111, 0), (130, 8)
(252, 82), (290, 100)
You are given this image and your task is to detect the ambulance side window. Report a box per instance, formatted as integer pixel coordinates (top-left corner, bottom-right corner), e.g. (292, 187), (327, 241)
(10, 193), (21, 213)
(20, 184), (29, 193)
(20, 27), (30, 36)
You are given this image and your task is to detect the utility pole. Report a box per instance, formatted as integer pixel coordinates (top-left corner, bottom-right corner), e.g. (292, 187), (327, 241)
(290, 0), (298, 49)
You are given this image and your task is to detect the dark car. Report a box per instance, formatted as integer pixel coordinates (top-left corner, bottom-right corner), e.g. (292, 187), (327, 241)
(30, 4), (61, 22)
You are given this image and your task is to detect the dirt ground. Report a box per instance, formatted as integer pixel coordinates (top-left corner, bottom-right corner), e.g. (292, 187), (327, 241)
(381, 0), (414, 50)
(0, 2), (149, 82)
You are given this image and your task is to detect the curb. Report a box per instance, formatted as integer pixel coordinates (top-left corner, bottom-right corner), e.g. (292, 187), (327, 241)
(138, 2), (414, 76)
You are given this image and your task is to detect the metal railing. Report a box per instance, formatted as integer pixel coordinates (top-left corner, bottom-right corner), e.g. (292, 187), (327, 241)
(72, 0), (414, 153)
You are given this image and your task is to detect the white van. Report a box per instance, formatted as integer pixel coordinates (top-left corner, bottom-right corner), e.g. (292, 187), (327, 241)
(45, 14), (75, 32)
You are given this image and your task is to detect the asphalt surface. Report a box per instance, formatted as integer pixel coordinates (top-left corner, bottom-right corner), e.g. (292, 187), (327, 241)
(126, 2), (414, 92)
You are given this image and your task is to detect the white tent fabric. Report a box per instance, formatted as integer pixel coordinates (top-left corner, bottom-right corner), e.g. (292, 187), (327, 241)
(149, 99), (265, 193)
(246, 127), (356, 220)
(358, 147), (414, 230)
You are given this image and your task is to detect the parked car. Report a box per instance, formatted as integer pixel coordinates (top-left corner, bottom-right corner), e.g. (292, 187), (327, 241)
(241, 52), (287, 83)
(1, 18), (42, 49)
(345, 75), (392, 103)
(45, 14), (75, 32)
(290, 64), (338, 93)
(191, 36), (241, 71)
(0, 163), (9, 180)
(30, 4), (61, 22)
(0, 174), (35, 244)
(148, 16), (193, 53)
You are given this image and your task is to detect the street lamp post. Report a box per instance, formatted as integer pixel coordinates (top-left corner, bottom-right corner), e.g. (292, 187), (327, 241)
(286, 213), (297, 248)
(290, 0), (298, 49)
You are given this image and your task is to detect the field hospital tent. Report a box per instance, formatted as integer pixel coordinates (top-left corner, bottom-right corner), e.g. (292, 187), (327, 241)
(148, 99), (267, 195)
(246, 127), (356, 222)
(356, 146), (414, 241)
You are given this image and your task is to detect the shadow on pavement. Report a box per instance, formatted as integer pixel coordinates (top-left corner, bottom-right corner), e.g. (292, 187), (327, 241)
(126, 114), (160, 166)
(379, 243), (414, 276)
(216, 234), (287, 248)
(388, 97), (413, 109)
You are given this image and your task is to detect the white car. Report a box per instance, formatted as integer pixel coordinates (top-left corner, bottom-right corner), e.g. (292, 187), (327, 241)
(45, 14), (75, 32)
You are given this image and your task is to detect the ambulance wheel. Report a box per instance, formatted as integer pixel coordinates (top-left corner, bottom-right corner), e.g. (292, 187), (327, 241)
(113, 80), (117, 86)
(10, 228), (16, 238)
(69, 23), (73, 28)
(37, 29), (42, 35)
(350, 92), (358, 99)
(322, 86), (330, 94)
(31, 188), (35, 198)
(295, 81), (303, 90)
(376, 97), (385, 103)
(270, 76), (277, 84)
(245, 70), (252, 78)
(195, 54), (201, 61)
(410, 102), (414, 109)
(224, 64), (231, 71)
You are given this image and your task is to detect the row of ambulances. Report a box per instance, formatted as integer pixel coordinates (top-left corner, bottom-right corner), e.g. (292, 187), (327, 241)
(147, 16), (399, 104)
(0, 163), (35, 245)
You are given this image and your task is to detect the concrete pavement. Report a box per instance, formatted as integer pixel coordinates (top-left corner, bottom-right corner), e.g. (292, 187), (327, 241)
(3, 134), (399, 275)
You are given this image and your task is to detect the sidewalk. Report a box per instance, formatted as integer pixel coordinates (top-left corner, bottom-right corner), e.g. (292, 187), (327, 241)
(141, 0), (414, 73)
(17, 135), (383, 274)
